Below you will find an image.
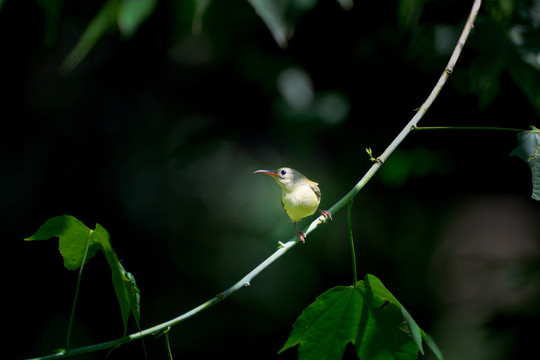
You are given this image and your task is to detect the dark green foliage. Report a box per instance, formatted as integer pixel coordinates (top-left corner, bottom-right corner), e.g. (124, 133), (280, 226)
(25, 215), (141, 336)
(280, 274), (443, 360)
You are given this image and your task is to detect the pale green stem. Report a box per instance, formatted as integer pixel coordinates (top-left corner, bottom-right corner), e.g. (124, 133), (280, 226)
(347, 200), (358, 287)
(26, 1), (483, 359)
(65, 229), (93, 350)
(414, 126), (526, 132)
(165, 329), (173, 360)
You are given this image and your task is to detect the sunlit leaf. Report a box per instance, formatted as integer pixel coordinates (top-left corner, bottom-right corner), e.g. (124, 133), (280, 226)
(118, 0), (157, 38)
(25, 215), (100, 270)
(62, 0), (157, 73)
(25, 215), (141, 335)
(95, 223), (141, 334)
(511, 126), (540, 200)
(61, 0), (118, 74)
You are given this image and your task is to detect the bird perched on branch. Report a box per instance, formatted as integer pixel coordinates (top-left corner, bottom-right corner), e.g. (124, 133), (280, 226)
(254, 167), (332, 243)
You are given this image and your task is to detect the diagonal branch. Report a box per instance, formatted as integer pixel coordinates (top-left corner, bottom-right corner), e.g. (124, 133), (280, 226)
(25, 0), (483, 359)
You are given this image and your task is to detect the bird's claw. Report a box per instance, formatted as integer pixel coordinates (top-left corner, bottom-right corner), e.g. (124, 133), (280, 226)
(318, 209), (332, 222)
(295, 229), (306, 243)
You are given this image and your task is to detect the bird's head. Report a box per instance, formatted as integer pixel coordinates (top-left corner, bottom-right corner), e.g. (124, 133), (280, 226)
(254, 167), (303, 190)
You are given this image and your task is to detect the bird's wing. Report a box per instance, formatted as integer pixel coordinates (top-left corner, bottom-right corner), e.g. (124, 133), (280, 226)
(310, 182), (322, 198)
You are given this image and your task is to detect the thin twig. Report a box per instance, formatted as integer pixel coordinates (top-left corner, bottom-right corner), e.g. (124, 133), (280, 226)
(25, 1), (483, 358)
(414, 126), (526, 132)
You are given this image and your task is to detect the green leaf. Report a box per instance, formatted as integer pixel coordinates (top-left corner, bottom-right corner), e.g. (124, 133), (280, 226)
(95, 223), (141, 335)
(61, 0), (119, 74)
(25, 215), (100, 270)
(36, 0), (64, 46)
(192, 0), (212, 34)
(118, 0), (157, 38)
(61, 0), (156, 72)
(279, 274), (443, 360)
(25, 215), (141, 335)
(279, 285), (361, 359)
(247, 0), (321, 48)
(511, 127), (540, 201)
(248, 0), (290, 48)
(421, 332), (444, 360)
(353, 275), (421, 360)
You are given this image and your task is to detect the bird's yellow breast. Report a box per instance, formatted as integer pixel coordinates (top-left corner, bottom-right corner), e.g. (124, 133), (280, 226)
(281, 184), (320, 223)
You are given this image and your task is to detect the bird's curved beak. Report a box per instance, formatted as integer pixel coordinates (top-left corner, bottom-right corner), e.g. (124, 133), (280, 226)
(253, 169), (278, 177)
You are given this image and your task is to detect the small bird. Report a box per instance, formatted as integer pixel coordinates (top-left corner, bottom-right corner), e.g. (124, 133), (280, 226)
(254, 167), (332, 242)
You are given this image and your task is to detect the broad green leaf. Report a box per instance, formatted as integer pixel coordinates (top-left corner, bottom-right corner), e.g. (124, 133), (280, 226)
(511, 127), (540, 201)
(279, 285), (363, 359)
(25, 215), (141, 335)
(357, 275), (423, 358)
(25, 215), (100, 270)
(280, 274), (443, 360)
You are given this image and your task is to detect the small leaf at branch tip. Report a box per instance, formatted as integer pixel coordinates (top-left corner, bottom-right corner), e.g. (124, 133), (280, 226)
(366, 148), (382, 163)
(366, 147), (374, 159)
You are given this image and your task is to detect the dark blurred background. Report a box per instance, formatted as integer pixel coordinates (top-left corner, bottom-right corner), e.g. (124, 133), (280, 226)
(3, 0), (540, 359)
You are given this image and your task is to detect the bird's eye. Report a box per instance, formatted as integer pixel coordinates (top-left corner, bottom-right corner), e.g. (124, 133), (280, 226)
(280, 169), (287, 176)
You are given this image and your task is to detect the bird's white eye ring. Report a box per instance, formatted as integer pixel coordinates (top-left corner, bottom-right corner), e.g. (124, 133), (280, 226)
(280, 169), (287, 176)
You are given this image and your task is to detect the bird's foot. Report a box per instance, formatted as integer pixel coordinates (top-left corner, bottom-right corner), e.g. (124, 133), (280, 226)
(295, 229), (306, 243)
(318, 209), (333, 222)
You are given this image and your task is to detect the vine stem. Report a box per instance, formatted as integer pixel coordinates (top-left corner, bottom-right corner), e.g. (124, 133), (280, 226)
(414, 126), (526, 132)
(66, 230), (93, 350)
(26, 1), (483, 359)
(347, 200), (358, 287)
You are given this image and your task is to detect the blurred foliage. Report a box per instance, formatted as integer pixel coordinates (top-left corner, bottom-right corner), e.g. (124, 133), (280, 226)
(27, 0), (540, 115)
(511, 126), (540, 200)
(3, 0), (540, 359)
